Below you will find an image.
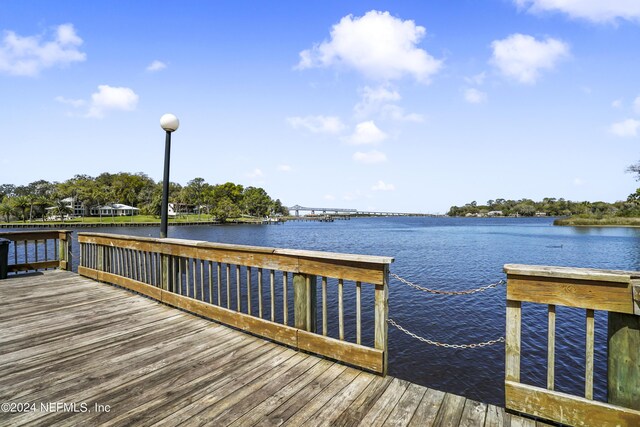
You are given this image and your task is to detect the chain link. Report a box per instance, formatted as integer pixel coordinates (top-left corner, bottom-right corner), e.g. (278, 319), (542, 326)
(390, 273), (505, 295)
(388, 318), (505, 349)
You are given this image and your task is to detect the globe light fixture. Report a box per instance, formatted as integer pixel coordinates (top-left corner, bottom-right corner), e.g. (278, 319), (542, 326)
(160, 113), (179, 238)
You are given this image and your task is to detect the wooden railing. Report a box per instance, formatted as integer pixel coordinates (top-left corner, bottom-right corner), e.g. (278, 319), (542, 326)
(504, 264), (640, 427)
(0, 230), (72, 275)
(77, 232), (394, 374)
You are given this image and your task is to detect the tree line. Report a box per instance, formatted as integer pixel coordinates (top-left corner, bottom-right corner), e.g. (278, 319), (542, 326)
(0, 172), (288, 223)
(449, 161), (640, 218)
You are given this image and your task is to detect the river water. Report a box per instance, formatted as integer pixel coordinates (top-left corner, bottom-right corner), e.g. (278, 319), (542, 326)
(11, 217), (640, 405)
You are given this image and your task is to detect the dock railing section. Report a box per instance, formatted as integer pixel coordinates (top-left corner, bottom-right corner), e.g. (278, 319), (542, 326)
(504, 264), (640, 427)
(0, 230), (72, 277)
(77, 232), (394, 374)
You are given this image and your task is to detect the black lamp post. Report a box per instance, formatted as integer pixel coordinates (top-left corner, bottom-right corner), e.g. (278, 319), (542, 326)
(160, 113), (179, 238)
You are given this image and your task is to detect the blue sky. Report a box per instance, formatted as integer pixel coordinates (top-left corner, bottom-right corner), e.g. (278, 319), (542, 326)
(1, 1), (639, 213)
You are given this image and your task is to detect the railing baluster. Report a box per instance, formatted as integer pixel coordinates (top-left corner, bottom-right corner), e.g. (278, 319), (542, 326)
(585, 308), (595, 399)
(178, 257), (183, 295)
(322, 277), (327, 336)
(217, 262), (221, 305)
(208, 261), (213, 304)
(356, 281), (361, 345)
(247, 266), (252, 314)
(200, 259), (205, 301)
(547, 304), (556, 390)
(338, 279), (344, 340)
(236, 265), (241, 311)
(283, 272), (288, 326)
(258, 268), (263, 318)
(270, 270), (275, 322)
(226, 264), (231, 308)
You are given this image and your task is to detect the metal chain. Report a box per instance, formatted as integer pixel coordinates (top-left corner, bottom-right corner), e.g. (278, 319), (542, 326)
(388, 318), (505, 349)
(390, 273), (505, 295)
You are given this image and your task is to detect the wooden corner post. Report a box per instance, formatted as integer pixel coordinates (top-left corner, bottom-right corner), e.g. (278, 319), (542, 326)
(608, 278), (640, 410)
(294, 273), (317, 332)
(374, 264), (389, 376)
(58, 231), (72, 271)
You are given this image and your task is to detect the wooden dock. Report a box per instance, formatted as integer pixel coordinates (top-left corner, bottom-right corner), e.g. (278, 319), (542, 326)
(0, 270), (538, 426)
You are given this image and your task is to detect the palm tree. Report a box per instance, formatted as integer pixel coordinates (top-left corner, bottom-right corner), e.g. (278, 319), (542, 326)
(33, 196), (51, 221)
(53, 199), (72, 223)
(11, 196), (30, 222)
(0, 202), (13, 222)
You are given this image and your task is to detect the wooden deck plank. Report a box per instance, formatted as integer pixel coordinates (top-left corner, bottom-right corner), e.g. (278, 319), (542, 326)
(382, 382), (428, 427)
(431, 393), (467, 427)
(357, 378), (411, 426)
(252, 363), (350, 427)
(0, 271), (520, 427)
(298, 371), (376, 427)
(332, 375), (394, 427)
(458, 399), (487, 426)
(408, 388), (446, 426)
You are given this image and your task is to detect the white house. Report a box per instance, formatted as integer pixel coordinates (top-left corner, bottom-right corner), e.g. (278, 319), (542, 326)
(91, 204), (140, 217)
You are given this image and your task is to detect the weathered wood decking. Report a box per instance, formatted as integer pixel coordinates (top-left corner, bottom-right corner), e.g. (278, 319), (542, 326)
(1, 271), (538, 426)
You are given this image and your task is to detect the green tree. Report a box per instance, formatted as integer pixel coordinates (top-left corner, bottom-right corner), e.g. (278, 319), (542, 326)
(242, 187), (271, 217)
(212, 197), (241, 222)
(52, 199), (72, 222)
(0, 200), (14, 222)
(10, 196), (30, 222)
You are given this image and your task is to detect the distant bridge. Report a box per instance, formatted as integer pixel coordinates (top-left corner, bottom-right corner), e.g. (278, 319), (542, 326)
(288, 205), (434, 217)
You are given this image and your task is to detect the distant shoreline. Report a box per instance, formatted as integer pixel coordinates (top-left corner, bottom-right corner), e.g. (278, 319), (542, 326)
(553, 216), (640, 228)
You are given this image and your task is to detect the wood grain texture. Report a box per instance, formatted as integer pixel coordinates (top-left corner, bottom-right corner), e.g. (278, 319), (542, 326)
(1, 270), (534, 427)
(506, 380), (640, 427)
(506, 274), (634, 314)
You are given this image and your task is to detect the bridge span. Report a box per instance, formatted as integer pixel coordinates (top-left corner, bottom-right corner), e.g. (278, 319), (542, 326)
(288, 205), (432, 217)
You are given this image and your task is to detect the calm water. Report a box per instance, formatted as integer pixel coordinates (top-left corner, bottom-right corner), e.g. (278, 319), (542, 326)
(14, 217), (640, 405)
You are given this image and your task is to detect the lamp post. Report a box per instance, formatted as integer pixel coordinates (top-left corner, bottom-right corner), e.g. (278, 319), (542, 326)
(160, 113), (179, 238)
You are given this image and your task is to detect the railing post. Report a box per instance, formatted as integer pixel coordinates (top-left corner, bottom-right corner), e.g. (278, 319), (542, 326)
(97, 245), (104, 272)
(58, 231), (72, 271)
(608, 309), (640, 410)
(161, 254), (170, 291)
(374, 265), (389, 376)
(294, 273), (317, 332)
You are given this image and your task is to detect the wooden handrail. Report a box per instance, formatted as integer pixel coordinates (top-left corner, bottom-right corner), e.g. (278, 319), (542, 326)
(0, 230), (72, 274)
(77, 232), (394, 374)
(503, 264), (640, 427)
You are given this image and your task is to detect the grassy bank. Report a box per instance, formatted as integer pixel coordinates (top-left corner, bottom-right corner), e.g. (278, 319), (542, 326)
(0, 214), (269, 227)
(554, 216), (640, 227)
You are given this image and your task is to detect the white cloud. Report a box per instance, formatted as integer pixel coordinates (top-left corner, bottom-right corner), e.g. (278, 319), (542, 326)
(514, 0), (640, 24)
(248, 168), (264, 178)
(491, 33), (569, 84)
(55, 96), (85, 108)
(348, 121), (388, 145)
(464, 88), (487, 104)
(371, 180), (395, 191)
(464, 72), (487, 85)
(146, 60), (167, 72)
(277, 164), (292, 172)
(0, 23), (85, 76)
(354, 85), (423, 122)
(287, 115), (345, 134)
(610, 118), (640, 137)
(353, 150), (387, 164)
(634, 96), (640, 114)
(296, 10), (442, 82)
(87, 85), (139, 118)
(612, 98), (623, 108)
